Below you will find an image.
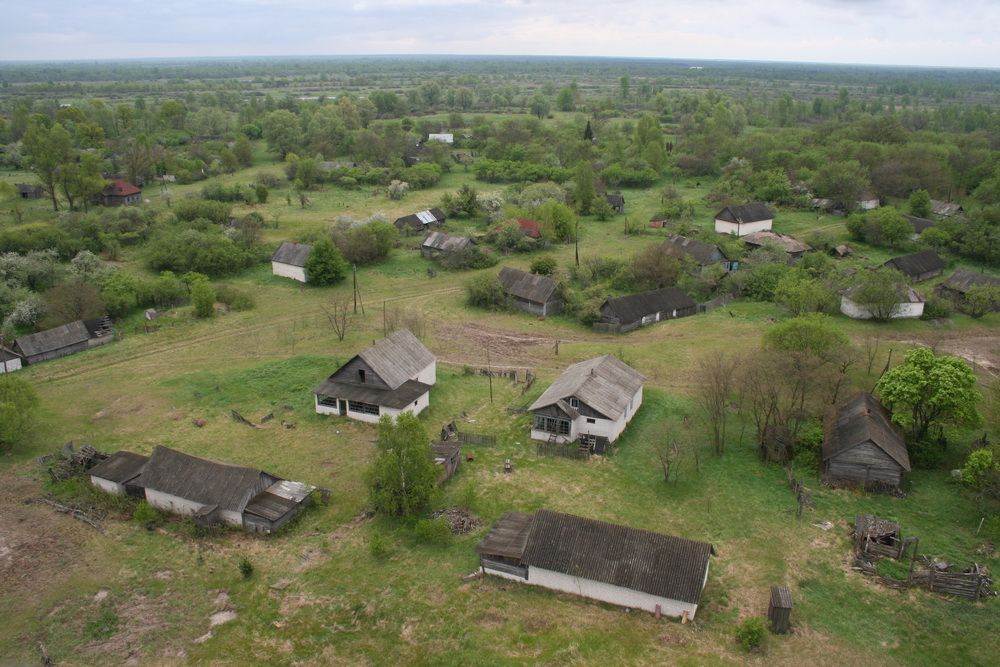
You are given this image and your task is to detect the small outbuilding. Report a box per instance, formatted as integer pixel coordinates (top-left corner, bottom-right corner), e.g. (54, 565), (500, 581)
(271, 241), (313, 283)
(823, 393), (911, 492)
(13, 317), (114, 365)
(840, 286), (924, 320)
(883, 250), (944, 282)
(478, 509), (714, 619)
(930, 199), (964, 218)
(313, 328), (436, 423)
(16, 183), (44, 199)
(394, 207), (446, 234)
(100, 179), (141, 206)
(431, 441), (461, 483)
(936, 269), (1000, 309)
(497, 267), (563, 317)
(421, 231), (473, 258)
(903, 214), (935, 239)
(0, 345), (23, 374)
(662, 234), (738, 272)
(714, 203), (774, 236)
(88, 450), (149, 497)
(743, 230), (812, 262)
(596, 287), (697, 333)
(605, 192), (625, 213)
(768, 586), (793, 634)
(857, 192), (880, 211)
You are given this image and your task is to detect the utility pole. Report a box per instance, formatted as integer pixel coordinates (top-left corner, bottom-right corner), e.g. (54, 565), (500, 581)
(574, 219), (579, 267)
(487, 348), (494, 404)
(352, 264), (358, 314)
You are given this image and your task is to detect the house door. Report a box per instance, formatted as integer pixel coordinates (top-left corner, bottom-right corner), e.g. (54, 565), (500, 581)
(339, 399), (347, 415)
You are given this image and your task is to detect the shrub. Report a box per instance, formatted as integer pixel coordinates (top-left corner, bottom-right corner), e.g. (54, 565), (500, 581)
(190, 278), (216, 318)
(920, 295), (952, 320)
(85, 604), (120, 641)
(336, 220), (398, 265)
(414, 517), (452, 546)
(145, 227), (257, 277)
(215, 285), (256, 311)
(735, 617), (766, 651)
(132, 500), (161, 526)
(0, 374), (40, 452)
(591, 197), (615, 221)
(466, 274), (508, 311)
(530, 256), (558, 276)
(304, 239), (347, 286)
(173, 198), (232, 224)
(369, 532), (390, 559)
(238, 556), (254, 580)
(436, 246), (497, 271)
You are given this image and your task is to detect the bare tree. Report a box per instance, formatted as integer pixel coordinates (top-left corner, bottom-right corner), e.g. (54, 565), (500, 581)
(696, 352), (738, 455)
(863, 333), (881, 375)
(322, 298), (352, 342)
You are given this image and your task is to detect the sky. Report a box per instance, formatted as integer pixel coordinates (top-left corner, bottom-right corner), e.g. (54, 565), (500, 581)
(1, 0), (999, 68)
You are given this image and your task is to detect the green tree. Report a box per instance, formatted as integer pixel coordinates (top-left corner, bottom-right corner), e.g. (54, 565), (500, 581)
(304, 239), (347, 286)
(0, 182), (24, 224)
(189, 276), (216, 318)
(811, 160), (870, 210)
(529, 94), (551, 120)
(963, 284), (1000, 319)
(773, 271), (837, 315)
(0, 374), (39, 451)
(255, 183), (269, 204)
(961, 448), (1000, 508)
(849, 268), (910, 321)
(23, 119), (72, 211)
(876, 347), (981, 442)
(556, 87), (575, 112)
(574, 161), (595, 214)
(864, 208), (912, 247)
(58, 152), (106, 212)
(262, 110), (302, 159)
(535, 200), (576, 243)
(466, 274), (508, 311)
(367, 413), (438, 517)
(908, 189), (932, 218)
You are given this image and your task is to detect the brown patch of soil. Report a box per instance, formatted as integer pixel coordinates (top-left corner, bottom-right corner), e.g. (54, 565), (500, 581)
(87, 594), (166, 665)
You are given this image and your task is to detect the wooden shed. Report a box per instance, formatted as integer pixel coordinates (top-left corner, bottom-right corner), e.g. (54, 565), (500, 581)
(431, 441), (461, 483)
(823, 393), (911, 492)
(883, 250), (944, 283)
(768, 586), (792, 634)
(497, 267), (563, 317)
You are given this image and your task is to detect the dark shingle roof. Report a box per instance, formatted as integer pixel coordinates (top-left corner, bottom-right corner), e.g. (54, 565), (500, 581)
(823, 393), (910, 471)
(715, 203), (774, 224)
(358, 329), (435, 390)
(312, 378), (430, 409)
(742, 231), (811, 254)
(394, 207), (446, 231)
(497, 267), (560, 304)
(477, 511), (534, 559)
(883, 250), (944, 278)
(421, 231), (472, 252)
(530, 355), (644, 421)
(15, 320), (90, 357)
(271, 241), (313, 267)
(903, 214), (935, 235)
(662, 235), (727, 265)
(940, 268), (1000, 295)
(88, 451), (149, 484)
(770, 586), (792, 609)
(519, 509), (713, 605)
(601, 287), (696, 325)
(132, 446), (273, 514)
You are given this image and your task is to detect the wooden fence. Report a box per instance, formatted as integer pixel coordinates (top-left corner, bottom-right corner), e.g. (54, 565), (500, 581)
(458, 431), (497, 447)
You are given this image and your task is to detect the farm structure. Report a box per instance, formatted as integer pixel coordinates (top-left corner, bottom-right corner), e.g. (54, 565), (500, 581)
(714, 203), (774, 236)
(930, 199), (964, 217)
(936, 269), (1000, 309)
(313, 328), (436, 423)
(394, 207), (446, 234)
(0, 345), (22, 373)
(90, 446), (315, 533)
(426, 133), (454, 144)
(595, 287), (697, 333)
(903, 214), (936, 239)
(420, 231), (473, 258)
(840, 286), (924, 320)
(478, 509), (713, 619)
(768, 587), (793, 634)
(883, 250), (945, 282)
(605, 192), (625, 213)
(823, 393), (911, 492)
(497, 267), (563, 317)
(16, 183), (43, 199)
(661, 234), (738, 272)
(13, 317), (114, 365)
(529, 354), (644, 453)
(431, 441), (461, 483)
(99, 179), (141, 206)
(742, 230), (812, 262)
(271, 241), (313, 283)
(857, 192), (880, 210)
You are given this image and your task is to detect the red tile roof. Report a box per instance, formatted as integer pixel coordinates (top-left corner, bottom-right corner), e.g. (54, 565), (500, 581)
(104, 179), (141, 196)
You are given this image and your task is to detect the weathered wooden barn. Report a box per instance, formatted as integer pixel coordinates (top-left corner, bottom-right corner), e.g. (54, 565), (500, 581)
(768, 586), (793, 634)
(930, 199), (964, 217)
(431, 441), (461, 483)
(16, 183), (43, 199)
(0, 345), (23, 374)
(714, 203), (774, 236)
(100, 179), (141, 206)
(883, 250), (944, 282)
(478, 509), (714, 619)
(91, 446), (315, 533)
(271, 241), (313, 283)
(742, 230), (812, 262)
(313, 328), (436, 423)
(394, 207), (446, 234)
(605, 192), (625, 213)
(662, 234), (738, 272)
(936, 269), (1000, 309)
(529, 355), (644, 452)
(497, 267), (563, 316)
(903, 214), (936, 239)
(13, 317), (114, 365)
(420, 231), (473, 258)
(857, 192), (880, 211)
(823, 393), (911, 491)
(596, 287), (697, 333)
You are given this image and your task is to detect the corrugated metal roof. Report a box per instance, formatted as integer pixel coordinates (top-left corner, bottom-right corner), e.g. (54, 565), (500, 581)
(15, 320), (90, 357)
(271, 241), (313, 267)
(519, 509), (713, 605)
(88, 451), (149, 484)
(715, 203), (774, 224)
(497, 267), (560, 305)
(421, 231), (473, 252)
(312, 378), (430, 409)
(529, 355), (644, 421)
(358, 329), (435, 390)
(823, 393), (910, 471)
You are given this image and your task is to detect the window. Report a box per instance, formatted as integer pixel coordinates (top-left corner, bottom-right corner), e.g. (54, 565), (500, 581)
(586, 418), (596, 424)
(318, 396), (338, 408)
(569, 397), (579, 408)
(348, 400), (379, 415)
(534, 414), (570, 435)
(358, 369), (366, 383)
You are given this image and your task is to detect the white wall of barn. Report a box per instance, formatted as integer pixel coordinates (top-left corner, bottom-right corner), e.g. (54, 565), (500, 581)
(715, 218), (772, 237)
(91, 476), (124, 495)
(0, 357), (22, 373)
(271, 261), (307, 283)
(415, 360), (436, 386)
(315, 391), (429, 422)
(840, 296), (923, 320)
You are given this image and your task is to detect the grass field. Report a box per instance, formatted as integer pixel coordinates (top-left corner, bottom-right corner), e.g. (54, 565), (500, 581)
(2, 148), (999, 666)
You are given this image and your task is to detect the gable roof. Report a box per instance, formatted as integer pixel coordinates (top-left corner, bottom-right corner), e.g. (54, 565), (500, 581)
(516, 218), (542, 239)
(601, 287), (696, 325)
(715, 203), (774, 224)
(930, 200), (963, 217)
(903, 214), (935, 235)
(883, 250), (944, 278)
(662, 234), (727, 265)
(519, 509), (713, 605)
(133, 446), (272, 514)
(358, 328), (435, 390)
(823, 393), (910, 471)
(743, 230), (812, 254)
(394, 207), (446, 231)
(88, 450), (149, 484)
(605, 193), (625, 207)
(421, 231), (472, 252)
(102, 179), (140, 197)
(530, 355), (644, 421)
(271, 241), (313, 267)
(14, 320), (91, 357)
(497, 266), (560, 304)
(477, 511), (534, 559)
(940, 268), (1000, 294)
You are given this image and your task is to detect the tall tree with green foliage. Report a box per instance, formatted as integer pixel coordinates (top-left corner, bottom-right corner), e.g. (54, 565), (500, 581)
(849, 268), (910, 321)
(304, 239), (347, 286)
(367, 413), (437, 517)
(0, 374), (39, 452)
(876, 347), (981, 442)
(189, 275), (216, 318)
(574, 160), (595, 214)
(23, 119), (72, 211)
(908, 189), (932, 218)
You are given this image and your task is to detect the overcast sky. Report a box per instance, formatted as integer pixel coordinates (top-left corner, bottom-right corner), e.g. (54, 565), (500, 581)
(1, 0), (999, 68)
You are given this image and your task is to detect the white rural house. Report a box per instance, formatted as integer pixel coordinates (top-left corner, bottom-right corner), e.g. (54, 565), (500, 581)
(529, 355), (644, 453)
(714, 203), (774, 236)
(426, 133), (454, 144)
(857, 192), (881, 211)
(313, 328), (436, 423)
(0, 345), (22, 373)
(840, 287), (924, 320)
(478, 509), (714, 620)
(271, 241), (313, 283)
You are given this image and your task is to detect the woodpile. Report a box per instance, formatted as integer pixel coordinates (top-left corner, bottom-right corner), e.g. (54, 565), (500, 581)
(431, 507), (482, 535)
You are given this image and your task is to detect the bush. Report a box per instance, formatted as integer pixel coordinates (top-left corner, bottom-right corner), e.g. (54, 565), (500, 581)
(436, 246), (497, 271)
(132, 500), (161, 526)
(190, 278), (216, 318)
(214, 285), (255, 311)
(920, 295), (952, 320)
(145, 227), (258, 277)
(238, 556), (254, 580)
(85, 604), (120, 641)
(336, 220), (398, 266)
(173, 198), (232, 224)
(0, 374), (40, 451)
(414, 517), (452, 546)
(530, 256), (558, 276)
(369, 531), (390, 559)
(466, 274), (508, 311)
(735, 617), (766, 651)
(304, 239), (347, 286)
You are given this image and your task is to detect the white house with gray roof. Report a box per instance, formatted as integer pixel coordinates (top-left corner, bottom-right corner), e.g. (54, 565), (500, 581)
(271, 241), (313, 283)
(529, 355), (644, 453)
(313, 329), (436, 423)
